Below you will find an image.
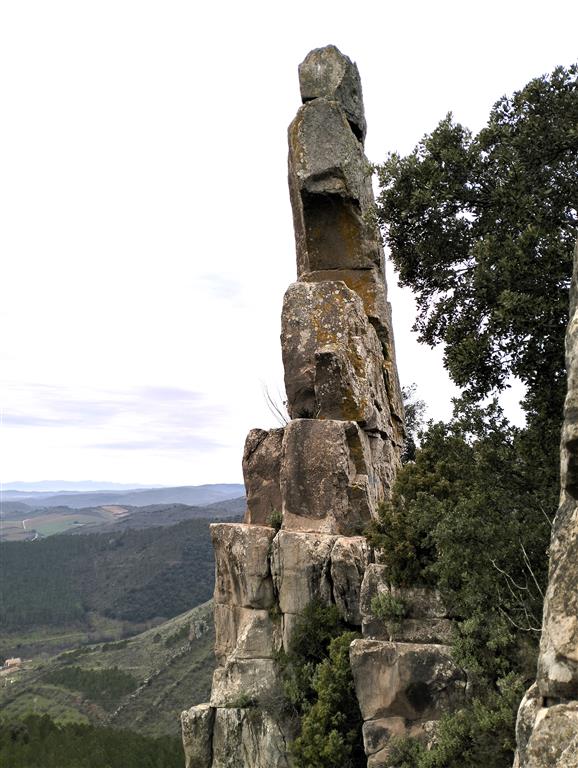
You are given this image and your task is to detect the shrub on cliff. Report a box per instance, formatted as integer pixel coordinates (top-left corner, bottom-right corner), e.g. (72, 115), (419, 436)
(291, 633), (365, 768)
(388, 674), (524, 768)
(366, 400), (550, 684)
(278, 601), (346, 709)
(277, 601), (364, 768)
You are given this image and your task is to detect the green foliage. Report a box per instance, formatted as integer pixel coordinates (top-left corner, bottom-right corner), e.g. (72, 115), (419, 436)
(267, 508), (283, 532)
(370, 592), (407, 640)
(0, 518), (216, 632)
(366, 401), (550, 684)
(279, 602), (363, 768)
(376, 64), (578, 435)
(163, 624), (189, 648)
(0, 715), (183, 768)
(278, 601), (346, 710)
(225, 692), (257, 708)
(44, 666), (138, 709)
(291, 633), (365, 768)
(389, 674), (524, 768)
(101, 639), (129, 652)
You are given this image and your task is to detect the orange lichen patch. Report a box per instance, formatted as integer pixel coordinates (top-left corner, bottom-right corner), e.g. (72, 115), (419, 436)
(303, 266), (384, 317)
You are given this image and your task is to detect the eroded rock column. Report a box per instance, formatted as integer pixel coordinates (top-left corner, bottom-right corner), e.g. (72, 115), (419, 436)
(182, 45), (463, 768)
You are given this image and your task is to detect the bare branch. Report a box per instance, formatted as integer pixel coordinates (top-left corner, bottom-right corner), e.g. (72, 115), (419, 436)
(520, 541), (546, 601)
(497, 605), (542, 634)
(263, 385), (289, 427)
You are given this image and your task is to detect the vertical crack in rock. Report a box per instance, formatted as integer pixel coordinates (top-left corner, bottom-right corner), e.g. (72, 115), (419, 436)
(181, 44), (462, 768)
(514, 240), (578, 768)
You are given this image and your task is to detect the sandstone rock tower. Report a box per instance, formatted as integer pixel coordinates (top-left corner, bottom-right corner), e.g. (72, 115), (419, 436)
(182, 46), (465, 768)
(514, 241), (578, 768)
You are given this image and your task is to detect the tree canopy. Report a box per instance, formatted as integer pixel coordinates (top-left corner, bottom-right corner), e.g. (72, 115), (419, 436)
(376, 64), (578, 428)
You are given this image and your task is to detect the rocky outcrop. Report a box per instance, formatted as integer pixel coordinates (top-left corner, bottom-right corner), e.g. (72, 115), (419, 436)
(242, 429), (283, 526)
(514, 241), (578, 768)
(182, 45), (463, 768)
(360, 564), (454, 644)
(181, 704), (214, 768)
(350, 639), (466, 766)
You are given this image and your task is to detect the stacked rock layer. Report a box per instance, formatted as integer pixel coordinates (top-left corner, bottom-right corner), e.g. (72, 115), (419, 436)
(182, 45), (466, 768)
(514, 241), (578, 768)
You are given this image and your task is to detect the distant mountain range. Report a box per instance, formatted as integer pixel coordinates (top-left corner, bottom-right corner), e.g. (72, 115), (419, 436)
(1, 483), (245, 508)
(3, 481), (163, 492)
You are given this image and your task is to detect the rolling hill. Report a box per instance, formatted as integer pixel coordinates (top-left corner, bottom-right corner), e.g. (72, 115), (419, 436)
(0, 516), (233, 657)
(0, 601), (215, 737)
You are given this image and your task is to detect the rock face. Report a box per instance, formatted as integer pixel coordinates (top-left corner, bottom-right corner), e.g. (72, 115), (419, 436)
(243, 429), (283, 526)
(350, 639), (466, 766)
(181, 45), (462, 768)
(515, 241), (578, 768)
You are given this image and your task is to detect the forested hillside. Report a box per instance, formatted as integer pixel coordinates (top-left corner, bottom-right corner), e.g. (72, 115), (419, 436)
(0, 716), (184, 768)
(0, 518), (217, 639)
(0, 602), (215, 737)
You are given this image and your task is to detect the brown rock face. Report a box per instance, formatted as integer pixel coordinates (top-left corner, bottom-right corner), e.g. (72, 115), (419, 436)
(350, 639), (467, 761)
(242, 428), (283, 525)
(298, 45), (366, 142)
(211, 524), (275, 610)
(213, 605), (281, 666)
(211, 708), (290, 768)
(288, 97), (379, 276)
(281, 281), (391, 432)
(181, 704), (214, 768)
(360, 564), (454, 644)
(280, 418), (390, 534)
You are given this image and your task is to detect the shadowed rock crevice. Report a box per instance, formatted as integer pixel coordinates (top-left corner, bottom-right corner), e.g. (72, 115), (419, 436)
(301, 191), (364, 271)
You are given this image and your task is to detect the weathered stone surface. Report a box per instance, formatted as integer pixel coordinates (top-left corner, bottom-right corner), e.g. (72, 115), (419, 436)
(515, 684), (543, 768)
(361, 565), (449, 619)
(280, 419), (392, 534)
(212, 524), (275, 610)
(560, 737), (578, 768)
(288, 98), (382, 277)
(242, 428), (283, 526)
(521, 702), (578, 768)
(181, 703), (214, 768)
(214, 605), (281, 666)
(300, 268), (404, 436)
(363, 717), (438, 766)
(350, 639), (467, 723)
(331, 536), (371, 625)
(210, 658), (280, 708)
(298, 45), (366, 142)
(211, 707), (290, 768)
(281, 280), (391, 431)
(270, 530), (335, 617)
(537, 496), (578, 699)
(360, 564), (453, 643)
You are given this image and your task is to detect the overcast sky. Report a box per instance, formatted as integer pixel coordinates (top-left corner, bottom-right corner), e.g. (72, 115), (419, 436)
(1, 1), (577, 488)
